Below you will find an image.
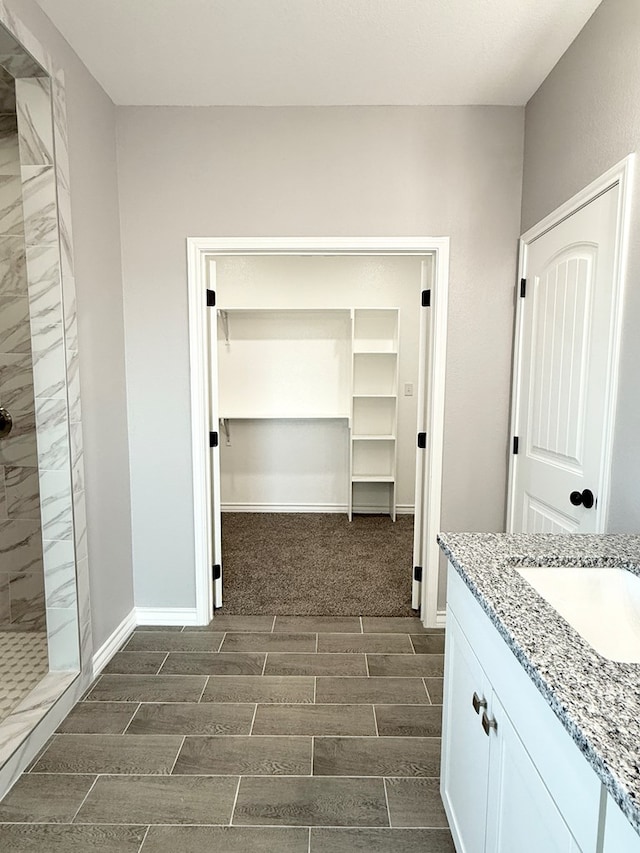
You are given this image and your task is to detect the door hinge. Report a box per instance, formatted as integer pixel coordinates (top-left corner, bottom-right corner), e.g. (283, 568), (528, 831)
(414, 566), (423, 582)
(421, 289), (431, 307)
(520, 278), (526, 298)
(513, 436), (519, 455)
(209, 431), (219, 448)
(212, 564), (221, 581)
(206, 289), (216, 307)
(417, 432), (427, 449)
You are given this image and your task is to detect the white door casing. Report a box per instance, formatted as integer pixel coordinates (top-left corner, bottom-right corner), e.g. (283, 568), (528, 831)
(412, 260), (432, 608)
(207, 261), (223, 607)
(188, 237), (449, 627)
(508, 158), (633, 535)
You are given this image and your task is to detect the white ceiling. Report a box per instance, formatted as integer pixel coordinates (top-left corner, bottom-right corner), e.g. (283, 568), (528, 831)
(35, 0), (602, 106)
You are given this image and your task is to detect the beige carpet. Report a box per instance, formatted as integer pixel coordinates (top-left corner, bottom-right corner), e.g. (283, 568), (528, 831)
(219, 512), (415, 616)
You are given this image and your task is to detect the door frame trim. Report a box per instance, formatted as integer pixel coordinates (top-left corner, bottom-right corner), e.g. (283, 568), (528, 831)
(507, 155), (635, 532)
(187, 237), (450, 627)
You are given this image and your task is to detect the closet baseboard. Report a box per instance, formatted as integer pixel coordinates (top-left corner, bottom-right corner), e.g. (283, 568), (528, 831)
(222, 503), (415, 514)
(135, 607), (200, 627)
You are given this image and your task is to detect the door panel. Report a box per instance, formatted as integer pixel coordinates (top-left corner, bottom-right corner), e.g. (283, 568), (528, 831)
(529, 250), (594, 469)
(511, 186), (620, 534)
(441, 610), (491, 853)
(412, 260), (431, 610)
(207, 261), (223, 608)
(523, 495), (579, 535)
(485, 693), (580, 853)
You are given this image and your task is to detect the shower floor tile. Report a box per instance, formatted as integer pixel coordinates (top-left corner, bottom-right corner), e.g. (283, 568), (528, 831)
(0, 631), (48, 721)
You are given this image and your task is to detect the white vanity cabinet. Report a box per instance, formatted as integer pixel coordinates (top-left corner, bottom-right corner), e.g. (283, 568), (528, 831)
(603, 795), (640, 853)
(442, 564), (603, 853)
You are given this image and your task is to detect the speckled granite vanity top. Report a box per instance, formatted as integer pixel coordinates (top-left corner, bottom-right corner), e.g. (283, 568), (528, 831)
(437, 532), (640, 835)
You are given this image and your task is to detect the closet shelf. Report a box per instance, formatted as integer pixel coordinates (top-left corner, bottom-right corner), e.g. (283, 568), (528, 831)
(219, 413), (350, 421)
(352, 475), (395, 483)
(353, 346), (398, 355)
(352, 394), (397, 399)
(352, 434), (396, 441)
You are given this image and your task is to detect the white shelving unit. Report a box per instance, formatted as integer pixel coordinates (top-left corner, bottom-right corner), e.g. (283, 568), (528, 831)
(217, 305), (400, 521)
(349, 309), (399, 521)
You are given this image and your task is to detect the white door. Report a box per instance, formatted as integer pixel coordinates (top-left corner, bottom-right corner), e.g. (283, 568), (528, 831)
(509, 185), (621, 534)
(207, 261), (223, 608)
(412, 260), (431, 609)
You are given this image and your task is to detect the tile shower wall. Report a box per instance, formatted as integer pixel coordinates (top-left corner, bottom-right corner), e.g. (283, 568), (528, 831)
(0, 65), (45, 634)
(15, 75), (79, 672)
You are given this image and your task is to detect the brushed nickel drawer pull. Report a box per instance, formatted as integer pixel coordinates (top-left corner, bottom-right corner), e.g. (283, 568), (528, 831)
(472, 692), (487, 714)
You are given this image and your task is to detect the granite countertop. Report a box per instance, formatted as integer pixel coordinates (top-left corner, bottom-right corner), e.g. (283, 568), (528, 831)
(437, 532), (640, 836)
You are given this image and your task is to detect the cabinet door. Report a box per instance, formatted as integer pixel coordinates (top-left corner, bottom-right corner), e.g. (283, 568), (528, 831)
(485, 692), (581, 853)
(602, 794), (640, 853)
(441, 609), (491, 853)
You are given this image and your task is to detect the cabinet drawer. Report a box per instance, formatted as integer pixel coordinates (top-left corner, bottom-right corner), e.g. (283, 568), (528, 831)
(447, 565), (602, 853)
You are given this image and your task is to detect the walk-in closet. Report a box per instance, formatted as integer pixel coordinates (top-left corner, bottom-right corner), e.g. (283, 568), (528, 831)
(209, 254), (431, 616)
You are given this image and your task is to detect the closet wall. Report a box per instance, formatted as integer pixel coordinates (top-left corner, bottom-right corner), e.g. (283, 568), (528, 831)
(216, 254), (425, 514)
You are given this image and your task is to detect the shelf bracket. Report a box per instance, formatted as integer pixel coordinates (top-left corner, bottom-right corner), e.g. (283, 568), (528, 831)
(220, 417), (230, 444)
(218, 310), (230, 346)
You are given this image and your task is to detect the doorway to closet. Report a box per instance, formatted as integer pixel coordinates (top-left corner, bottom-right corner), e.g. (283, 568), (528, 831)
(188, 238), (449, 629)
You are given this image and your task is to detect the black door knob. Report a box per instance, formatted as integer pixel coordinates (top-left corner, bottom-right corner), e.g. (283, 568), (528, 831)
(569, 489), (595, 509)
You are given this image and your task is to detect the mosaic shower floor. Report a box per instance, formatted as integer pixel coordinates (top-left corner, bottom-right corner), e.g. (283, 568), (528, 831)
(0, 632), (48, 721)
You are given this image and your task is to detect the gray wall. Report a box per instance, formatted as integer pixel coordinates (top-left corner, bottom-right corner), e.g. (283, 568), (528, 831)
(522, 0), (640, 531)
(116, 105), (524, 608)
(5, 0), (134, 647)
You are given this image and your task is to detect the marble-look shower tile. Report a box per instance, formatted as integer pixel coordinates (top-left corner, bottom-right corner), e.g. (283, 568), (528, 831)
(5, 465), (40, 519)
(0, 66), (15, 113)
(0, 352), (35, 413)
(0, 235), (27, 297)
(30, 321), (65, 399)
(0, 466), (6, 519)
(69, 422), (84, 493)
(15, 77), (53, 166)
(38, 469), (73, 540)
(0, 411), (37, 467)
(56, 186), (73, 278)
(0, 113), (20, 175)
(0, 25), (22, 57)
(61, 272), (77, 349)
(9, 570), (45, 628)
(0, 571), (10, 624)
(0, 518), (43, 573)
(0, 295), (31, 351)
(43, 539), (76, 608)
(20, 165), (57, 246)
(72, 489), (87, 561)
(74, 555), (92, 671)
(0, 52), (44, 79)
(34, 397), (69, 470)
(25, 245), (62, 324)
(47, 605), (80, 671)
(0, 174), (24, 235)
(2, 6), (54, 75)
(66, 350), (81, 424)
(52, 73), (70, 194)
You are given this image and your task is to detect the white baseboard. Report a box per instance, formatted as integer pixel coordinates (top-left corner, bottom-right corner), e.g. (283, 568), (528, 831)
(222, 502), (414, 515)
(92, 608), (136, 676)
(135, 607), (200, 627)
(436, 608), (447, 628)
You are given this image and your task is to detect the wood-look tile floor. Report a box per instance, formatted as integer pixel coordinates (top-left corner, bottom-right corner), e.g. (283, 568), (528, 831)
(0, 616), (454, 853)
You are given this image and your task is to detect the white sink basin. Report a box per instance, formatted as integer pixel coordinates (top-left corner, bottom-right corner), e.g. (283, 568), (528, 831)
(515, 566), (640, 663)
